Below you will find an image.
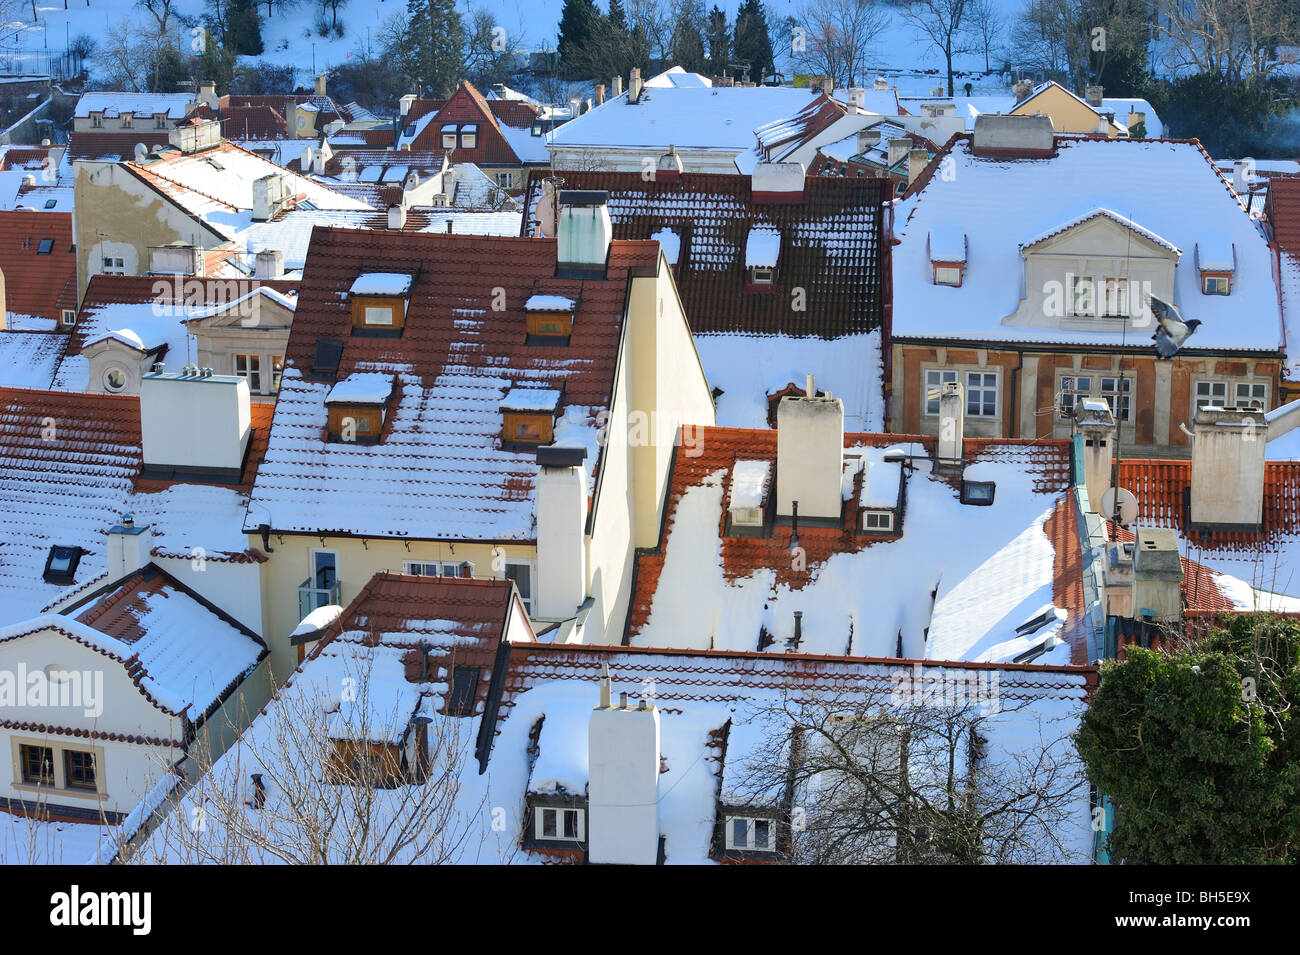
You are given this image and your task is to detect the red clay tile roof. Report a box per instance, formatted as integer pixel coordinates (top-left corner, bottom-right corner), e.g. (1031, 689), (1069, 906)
(1269, 177), (1300, 255)
(0, 210), (75, 323)
(408, 82), (534, 166)
(67, 130), (172, 160)
(755, 94), (848, 160)
(522, 170), (887, 336)
(626, 427), (1075, 642)
(196, 103), (288, 140)
(247, 227), (659, 540)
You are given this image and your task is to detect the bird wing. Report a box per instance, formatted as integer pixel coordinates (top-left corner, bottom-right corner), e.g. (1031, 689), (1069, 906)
(1153, 326), (1180, 358)
(1147, 294), (1182, 325)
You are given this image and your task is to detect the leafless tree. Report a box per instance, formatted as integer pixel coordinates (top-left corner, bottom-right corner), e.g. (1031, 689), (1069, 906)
(126, 650), (498, 865)
(137, 0), (179, 32)
(901, 0), (978, 96)
(1154, 0), (1300, 81)
(968, 0), (1004, 72)
(730, 683), (1090, 864)
(792, 0), (890, 88)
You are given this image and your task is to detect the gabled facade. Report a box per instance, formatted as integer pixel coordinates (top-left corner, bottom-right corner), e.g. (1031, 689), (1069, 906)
(889, 124), (1283, 454)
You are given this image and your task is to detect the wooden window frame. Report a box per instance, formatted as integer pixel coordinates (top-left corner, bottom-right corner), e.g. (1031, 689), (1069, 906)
(64, 749), (97, 791)
(350, 295), (407, 332)
(502, 411), (555, 446)
(525, 311), (574, 339)
(327, 405), (384, 442)
(932, 263), (963, 287)
(20, 743), (54, 786)
(1201, 273), (1231, 296)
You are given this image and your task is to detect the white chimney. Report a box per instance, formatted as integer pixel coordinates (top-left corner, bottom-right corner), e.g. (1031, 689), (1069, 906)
(149, 244), (203, 276)
(887, 136), (913, 168)
(612, 75), (623, 97)
(856, 128), (881, 155)
(1233, 158), (1254, 195)
(1132, 528), (1183, 622)
(776, 384), (844, 520)
(254, 249), (284, 279)
(399, 93), (416, 117)
(907, 148), (929, 187)
(168, 118), (221, 154)
(848, 87), (865, 108)
(1074, 399), (1116, 515)
(629, 68), (643, 104)
(937, 380), (964, 468)
(556, 191), (613, 276)
(106, 515), (153, 581)
(751, 162), (805, 204)
(588, 671), (660, 866)
(198, 79), (218, 110)
(140, 371), (252, 480)
(1190, 405), (1267, 529)
(387, 204), (407, 230)
(594, 83), (605, 106)
(252, 173), (290, 222)
(534, 451), (589, 621)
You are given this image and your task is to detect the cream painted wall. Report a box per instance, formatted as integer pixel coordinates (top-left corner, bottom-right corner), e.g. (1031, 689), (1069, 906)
(152, 556), (264, 637)
(1012, 86), (1120, 136)
(74, 160), (227, 298)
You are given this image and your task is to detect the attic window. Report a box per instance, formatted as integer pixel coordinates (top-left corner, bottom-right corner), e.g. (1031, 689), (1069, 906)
(933, 264), (963, 287)
(861, 509), (894, 532)
(312, 338), (345, 381)
(727, 460), (771, 536)
(525, 294), (577, 345)
(350, 272), (413, 335)
(447, 667), (480, 717)
(43, 545), (82, 584)
(36, 238), (53, 254)
(960, 480), (996, 506)
(325, 373), (394, 444)
(929, 229), (966, 286)
(1197, 240), (1234, 295)
(745, 228), (780, 286)
(120, 112), (133, 128)
(43, 199), (56, 209)
(500, 387), (560, 448)
(61, 309), (76, 327)
(534, 805), (585, 843)
(1202, 274), (1230, 295)
(459, 124), (478, 149)
(725, 815), (775, 852)
(441, 124), (458, 149)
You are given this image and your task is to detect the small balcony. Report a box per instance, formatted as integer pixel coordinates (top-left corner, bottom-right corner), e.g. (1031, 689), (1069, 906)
(298, 578), (341, 620)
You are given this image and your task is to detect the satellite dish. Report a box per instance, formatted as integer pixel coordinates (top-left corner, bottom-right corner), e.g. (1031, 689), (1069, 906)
(1101, 486), (1139, 524)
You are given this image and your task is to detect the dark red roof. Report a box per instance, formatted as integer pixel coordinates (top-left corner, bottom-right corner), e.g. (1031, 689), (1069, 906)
(67, 130), (172, 159)
(0, 210), (76, 323)
(1269, 177), (1300, 255)
(523, 170), (888, 336)
(408, 82), (534, 166)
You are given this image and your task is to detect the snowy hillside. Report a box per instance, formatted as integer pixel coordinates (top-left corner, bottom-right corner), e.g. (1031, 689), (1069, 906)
(2, 0), (1033, 84)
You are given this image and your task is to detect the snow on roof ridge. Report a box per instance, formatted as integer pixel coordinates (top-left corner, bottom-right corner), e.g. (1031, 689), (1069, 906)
(1019, 206), (1182, 254)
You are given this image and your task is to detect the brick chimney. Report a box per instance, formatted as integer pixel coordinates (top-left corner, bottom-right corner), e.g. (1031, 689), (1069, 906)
(588, 667), (660, 865)
(776, 376), (844, 521)
(1012, 79), (1033, 103)
(612, 75), (623, 97)
(594, 83), (605, 106)
(315, 73), (327, 97)
(751, 162), (804, 204)
(907, 148), (929, 187)
(656, 145), (683, 182)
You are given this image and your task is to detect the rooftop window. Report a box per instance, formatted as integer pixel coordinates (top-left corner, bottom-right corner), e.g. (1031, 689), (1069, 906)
(36, 238), (53, 254)
(500, 387), (561, 448)
(43, 544), (83, 584)
(349, 272), (413, 336)
(325, 373), (395, 444)
(311, 338), (345, 381)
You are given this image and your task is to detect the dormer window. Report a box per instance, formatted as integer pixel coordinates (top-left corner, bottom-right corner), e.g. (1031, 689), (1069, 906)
(745, 228), (780, 289)
(43, 545), (83, 584)
(523, 795), (588, 850)
(90, 112), (103, 128)
(61, 309), (76, 327)
(857, 454), (902, 536)
(441, 124), (458, 149)
(500, 387), (560, 448)
(727, 460), (771, 536)
(155, 113), (167, 129)
(459, 124), (478, 149)
(928, 228), (966, 287)
(525, 293), (577, 345)
(349, 272), (413, 336)
(120, 112), (133, 128)
(325, 373), (394, 444)
(1196, 240), (1234, 295)
(725, 815), (776, 852)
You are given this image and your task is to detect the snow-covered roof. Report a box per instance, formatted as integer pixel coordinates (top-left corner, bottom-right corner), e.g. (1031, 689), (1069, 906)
(744, 227), (781, 268)
(728, 460), (771, 510)
(1103, 98), (1163, 137)
(1196, 237), (1236, 271)
(75, 92), (193, 119)
(244, 230), (653, 541)
(326, 372), (395, 405)
(893, 138), (1280, 351)
(524, 294), (576, 312)
(1019, 207), (1180, 255)
(0, 332), (64, 389)
(349, 272), (413, 296)
(629, 427), (1083, 666)
(547, 86), (821, 153)
(928, 226), (967, 263)
(499, 386), (561, 412)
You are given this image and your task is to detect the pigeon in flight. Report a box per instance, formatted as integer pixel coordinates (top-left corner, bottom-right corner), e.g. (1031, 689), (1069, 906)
(1148, 295), (1201, 359)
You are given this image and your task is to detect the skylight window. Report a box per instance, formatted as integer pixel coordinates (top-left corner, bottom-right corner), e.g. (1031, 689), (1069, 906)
(36, 238), (53, 254)
(43, 199), (56, 209)
(43, 545), (83, 584)
(960, 480), (996, 506)
(311, 338), (345, 381)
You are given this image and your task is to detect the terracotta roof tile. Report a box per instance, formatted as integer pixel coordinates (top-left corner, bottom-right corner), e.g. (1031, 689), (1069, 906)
(0, 210), (75, 324)
(1269, 177), (1300, 255)
(523, 171), (887, 336)
(67, 130), (172, 160)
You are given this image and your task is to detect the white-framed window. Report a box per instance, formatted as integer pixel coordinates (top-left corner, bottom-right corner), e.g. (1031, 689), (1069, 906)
(1203, 275), (1230, 295)
(862, 510), (893, 531)
(102, 367), (127, 393)
(731, 506), (763, 527)
(965, 371), (998, 417)
(60, 309), (76, 327)
(1070, 275), (1095, 316)
(441, 125), (458, 149)
(1101, 376), (1132, 422)
(1194, 380), (1228, 411)
(933, 264), (962, 287)
(750, 266), (774, 284)
(1102, 277), (1130, 317)
(90, 113), (103, 128)
(102, 256), (126, 275)
(234, 354), (262, 392)
(923, 369), (957, 416)
(1235, 382), (1267, 410)
(459, 125), (478, 149)
(502, 560), (534, 614)
(120, 112), (133, 129)
(404, 560), (472, 577)
(363, 305), (394, 326)
(494, 171), (514, 188)
(1058, 375), (1092, 420)
(535, 806), (584, 841)
(725, 816), (775, 851)
(155, 113), (167, 129)
(309, 549), (338, 590)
